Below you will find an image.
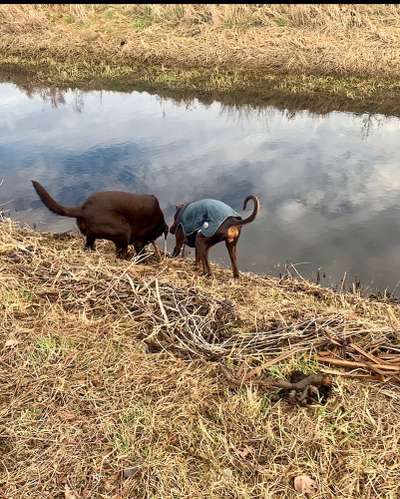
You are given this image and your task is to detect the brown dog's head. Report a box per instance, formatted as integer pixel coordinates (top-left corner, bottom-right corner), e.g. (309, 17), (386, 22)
(169, 204), (184, 234)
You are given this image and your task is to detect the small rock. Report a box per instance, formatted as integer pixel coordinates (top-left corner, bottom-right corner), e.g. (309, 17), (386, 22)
(294, 474), (317, 495)
(222, 468), (233, 479)
(122, 466), (139, 479)
(64, 484), (77, 499)
(5, 338), (19, 348)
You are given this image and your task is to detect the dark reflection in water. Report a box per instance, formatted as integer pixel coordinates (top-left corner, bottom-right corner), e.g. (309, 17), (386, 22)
(1, 81), (400, 293)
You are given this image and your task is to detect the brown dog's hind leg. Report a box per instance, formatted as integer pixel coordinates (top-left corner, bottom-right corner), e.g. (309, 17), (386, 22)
(114, 234), (130, 259)
(85, 234), (96, 251)
(225, 240), (239, 278)
(134, 241), (146, 257)
(116, 245), (128, 259)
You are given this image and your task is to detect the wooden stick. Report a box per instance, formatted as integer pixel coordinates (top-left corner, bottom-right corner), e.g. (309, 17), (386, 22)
(221, 367), (331, 390)
(339, 271), (347, 293)
(263, 347), (305, 367)
(315, 356), (400, 372)
(349, 343), (382, 365)
(259, 373), (331, 390)
(290, 263), (307, 283)
(320, 368), (384, 381)
(378, 356), (400, 364)
(155, 279), (169, 325)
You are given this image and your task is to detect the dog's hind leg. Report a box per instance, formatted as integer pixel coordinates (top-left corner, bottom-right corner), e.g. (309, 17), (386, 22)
(194, 245), (200, 270)
(203, 246), (212, 277)
(225, 240), (239, 278)
(134, 241), (145, 256)
(116, 243), (129, 259)
(116, 245), (128, 259)
(114, 233), (130, 259)
(196, 235), (212, 277)
(85, 234), (96, 251)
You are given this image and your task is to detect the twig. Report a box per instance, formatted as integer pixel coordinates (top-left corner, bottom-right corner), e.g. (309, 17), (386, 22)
(221, 366), (331, 390)
(290, 263), (307, 283)
(155, 278), (169, 325)
(315, 356), (400, 372)
(320, 368), (384, 381)
(340, 271), (347, 293)
(349, 343), (382, 365)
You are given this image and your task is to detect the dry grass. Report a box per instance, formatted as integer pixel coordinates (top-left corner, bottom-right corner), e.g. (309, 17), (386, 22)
(1, 216), (400, 498)
(1, 4), (400, 83)
(2, 4), (400, 115)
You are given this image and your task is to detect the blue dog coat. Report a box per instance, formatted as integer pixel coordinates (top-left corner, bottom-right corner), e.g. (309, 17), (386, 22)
(178, 199), (241, 239)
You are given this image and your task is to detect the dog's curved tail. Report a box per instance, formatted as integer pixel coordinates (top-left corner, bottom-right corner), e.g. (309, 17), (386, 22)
(31, 180), (82, 218)
(235, 195), (259, 226)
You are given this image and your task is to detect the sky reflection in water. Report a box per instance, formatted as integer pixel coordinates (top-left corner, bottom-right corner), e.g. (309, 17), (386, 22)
(1, 82), (400, 292)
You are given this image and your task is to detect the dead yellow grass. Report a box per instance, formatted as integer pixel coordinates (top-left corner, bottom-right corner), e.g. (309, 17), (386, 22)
(1, 4), (400, 80)
(1, 217), (400, 497)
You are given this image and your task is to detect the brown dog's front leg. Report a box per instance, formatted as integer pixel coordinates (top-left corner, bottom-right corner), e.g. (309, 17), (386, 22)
(84, 234), (96, 251)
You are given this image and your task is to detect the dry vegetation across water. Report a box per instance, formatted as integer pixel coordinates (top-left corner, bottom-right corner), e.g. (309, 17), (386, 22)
(2, 4), (400, 115)
(1, 217), (400, 497)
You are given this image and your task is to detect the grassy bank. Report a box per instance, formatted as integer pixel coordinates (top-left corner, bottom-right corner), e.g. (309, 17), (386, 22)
(1, 5), (400, 115)
(1, 217), (400, 497)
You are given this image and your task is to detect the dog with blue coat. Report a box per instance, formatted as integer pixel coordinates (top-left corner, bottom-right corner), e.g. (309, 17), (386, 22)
(169, 195), (259, 278)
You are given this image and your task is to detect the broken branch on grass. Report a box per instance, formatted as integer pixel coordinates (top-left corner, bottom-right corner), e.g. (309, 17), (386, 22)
(315, 356), (400, 372)
(220, 366), (331, 390)
(220, 366), (333, 405)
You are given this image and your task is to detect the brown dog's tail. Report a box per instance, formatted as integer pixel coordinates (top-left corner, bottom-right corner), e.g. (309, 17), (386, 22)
(235, 195), (259, 226)
(31, 180), (82, 218)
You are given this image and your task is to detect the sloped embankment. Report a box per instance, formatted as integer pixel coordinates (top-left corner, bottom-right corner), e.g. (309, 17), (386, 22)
(1, 218), (400, 497)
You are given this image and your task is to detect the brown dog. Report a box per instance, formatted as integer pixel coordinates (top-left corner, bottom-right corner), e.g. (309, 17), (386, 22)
(31, 181), (168, 259)
(170, 195), (259, 278)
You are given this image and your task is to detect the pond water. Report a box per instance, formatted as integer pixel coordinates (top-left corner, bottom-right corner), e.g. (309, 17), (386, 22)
(1, 80), (400, 293)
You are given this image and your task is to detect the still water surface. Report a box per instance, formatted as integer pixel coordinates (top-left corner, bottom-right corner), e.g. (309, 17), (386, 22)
(1, 82), (400, 292)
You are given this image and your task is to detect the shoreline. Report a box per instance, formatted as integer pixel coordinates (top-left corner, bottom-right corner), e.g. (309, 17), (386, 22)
(2, 58), (400, 119)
